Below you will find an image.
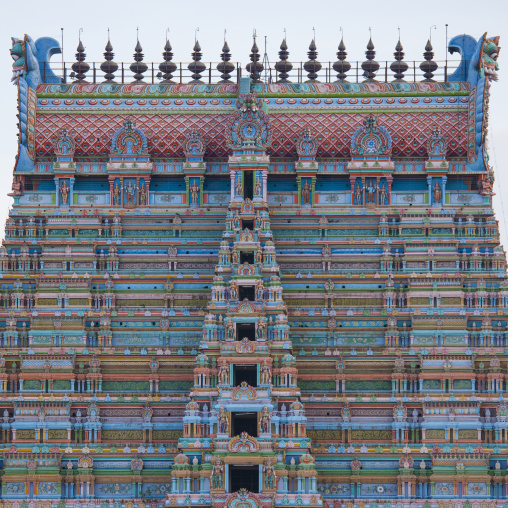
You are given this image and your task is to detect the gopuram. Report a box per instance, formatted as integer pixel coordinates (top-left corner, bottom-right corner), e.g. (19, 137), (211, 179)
(0, 29), (505, 507)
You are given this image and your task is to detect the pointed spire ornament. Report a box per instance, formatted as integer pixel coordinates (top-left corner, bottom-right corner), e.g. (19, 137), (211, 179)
(246, 38), (263, 83)
(130, 39), (148, 83)
(72, 37), (89, 83)
(188, 40), (206, 84)
(361, 37), (379, 82)
(304, 39), (321, 83)
(420, 40), (438, 82)
(333, 38), (350, 83)
(275, 38), (292, 83)
(159, 39), (177, 84)
(390, 39), (408, 82)
(217, 41), (235, 84)
(100, 33), (118, 83)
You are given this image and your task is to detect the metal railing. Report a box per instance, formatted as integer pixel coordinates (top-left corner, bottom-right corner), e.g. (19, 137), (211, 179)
(42, 59), (463, 86)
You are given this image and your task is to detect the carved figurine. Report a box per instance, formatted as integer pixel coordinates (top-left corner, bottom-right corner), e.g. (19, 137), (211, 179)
(190, 179), (200, 205)
(260, 359), (272, 384)
(139, 184), (147, 205)
(302, 179), (311, 205)
(126, 180), (135, 205)
(263, 458), (276, 489)
(60, 181), (69, 205)
(254, 174), (262, 196)
(211, 459), (224, 489)
(379, 182), (387, 205)
(218, 405), (228, 434)
(433, 181), (442, 204)
(355, 184), (362, 206)
(260, 405), (271, 434)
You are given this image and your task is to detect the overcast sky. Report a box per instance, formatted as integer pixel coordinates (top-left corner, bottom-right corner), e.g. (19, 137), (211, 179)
(1, 0), (507, 244)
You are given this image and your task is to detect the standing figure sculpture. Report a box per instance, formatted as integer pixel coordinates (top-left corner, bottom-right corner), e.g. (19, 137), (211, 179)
(113, 182), (121, 206)
(235, 176), (243, 197)
(355, 184), (362, 206)
(263, 458), (276, 489)
(126, 180), (135, 205)
(379, 182), (387, 205)
(254, 174), (262, 197)
(302, 180), (311, 205)
(190, 179), (200, 206)
(139, 184), (147, 205)
(218, 405), (228, 434)
(60, 181), (69, 205)
(211, 459), (224, 490)
(433, 181), (442, 204)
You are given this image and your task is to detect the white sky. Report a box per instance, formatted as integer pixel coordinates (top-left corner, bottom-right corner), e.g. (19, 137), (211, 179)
(0, 0), (507, 244)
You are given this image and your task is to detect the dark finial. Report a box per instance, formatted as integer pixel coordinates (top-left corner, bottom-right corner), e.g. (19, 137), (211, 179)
(72, 36), (89, 83)
(333, 37), (350, 83)
(246, 36), (263, 83)
(304, 38), (321, 83)
(275, 38), (292, 83)
(101, 34), (118, 83)
(159, 39), (177, 84)
(390, 38), (408, 82)
(420, 39), (438, 82)
(361, 36), (379, 82)
(217, 40), (235, 84)
(130, 38), (147, 83)
(188, 40), (206, 84)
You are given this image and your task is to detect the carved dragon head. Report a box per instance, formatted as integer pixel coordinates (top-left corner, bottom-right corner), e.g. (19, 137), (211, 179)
(480, 34), (501, 81)
(10, 37), (26, 84)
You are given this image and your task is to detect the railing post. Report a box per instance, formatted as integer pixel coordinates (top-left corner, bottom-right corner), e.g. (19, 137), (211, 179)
(93, 63), (96, 84)
(385, 61), (388, 82)
(209, 64), (212, 85)
(121, 63), (124, 83)
(356, 62), (359, 83)
(63, 64), (67, 84)
(414, 61), (416, 82)
(152, 62), (155, 84)
(445, 65), (448, 82)
(180, 62), (182, 84)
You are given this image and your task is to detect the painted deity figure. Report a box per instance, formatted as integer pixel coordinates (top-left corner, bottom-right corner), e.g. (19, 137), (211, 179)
(190, 179), (200, 206)
(355, 184), (362, 205)
(260, 405), (271, 434)
(218, 405), (228, 434)
(211, 459), (224, 489)
(233, 212), (241, 229)
(60, 181), (69, 205)
(255, 211), (262, 229)
(302, 179), (311, 205)
(256, 319), (265, 339)
(254, 174), (262, 197)
(433, 181), (442, 204)
(139, 184), (146, 205)
(366, 179), (376, 203)
(263, 458), (276, 489)
(255, 248), (262, 264)
(126, 180), (135, 205)
(112, 182), (121, 206)
(260, 359), (271, 384)
(379, 182), (387, 205)
(235, 175), (243, 197)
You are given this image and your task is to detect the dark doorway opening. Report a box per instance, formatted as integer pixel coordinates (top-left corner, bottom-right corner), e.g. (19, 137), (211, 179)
(237, 322), (255, 341)
(234, 364), (257, 387)
(239, 285), (255, 301)
(240, 251), (254, 264)
(243, 219), (254, 230)
(230, 465), (259, 493)
(244, 172), (253, 200)
(231, 412), (258, 437)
